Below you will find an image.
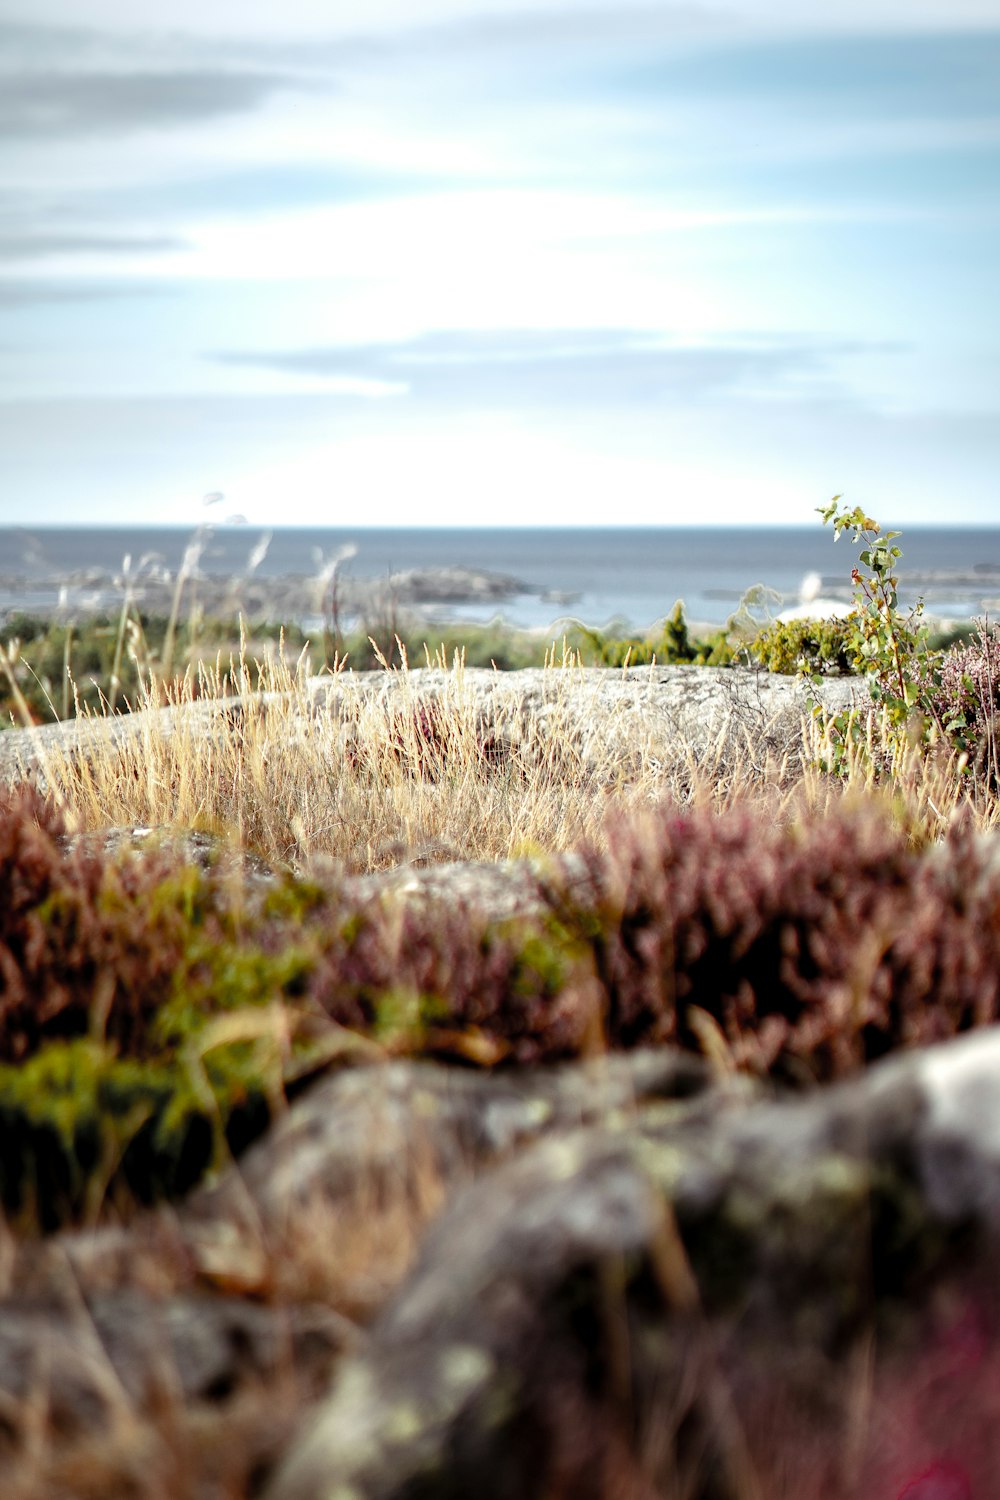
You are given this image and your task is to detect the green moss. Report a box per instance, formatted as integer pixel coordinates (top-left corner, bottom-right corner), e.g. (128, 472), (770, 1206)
(138, 862), (212, 927)
(339, 910), (367, 946)
(0, 854), (324, 1230)
(0, 1043), (192, 1225)
(0, 1026), (290, 1230)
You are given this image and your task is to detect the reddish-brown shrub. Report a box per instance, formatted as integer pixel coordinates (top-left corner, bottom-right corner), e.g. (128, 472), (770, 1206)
(305, 894), (593, 1064)
(932, 626), (1000, 786)
(4, 782), (1000, 1099)
(553, 803), (1000, 1079)
(0, 784), (254, 1062)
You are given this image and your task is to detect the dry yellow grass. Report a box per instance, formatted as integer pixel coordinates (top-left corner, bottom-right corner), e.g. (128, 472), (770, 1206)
(802, 700), (1000, 839)
(8, 638), (996, 871)
(14, 645), (766, 867)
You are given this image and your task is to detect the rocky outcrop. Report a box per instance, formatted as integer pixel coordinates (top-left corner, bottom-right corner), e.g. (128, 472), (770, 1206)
(0, 1291), (352, 1437)
(313, 662), (867, 765)
(0, 565), (536, 625)
(265, 1030), (1000, 1500)
(0, 1053), (712, 1449)
(0, 664), (868, 788)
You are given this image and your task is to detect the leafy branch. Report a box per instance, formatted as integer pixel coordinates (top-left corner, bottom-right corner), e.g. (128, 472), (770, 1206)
(814, 498), (945, 775)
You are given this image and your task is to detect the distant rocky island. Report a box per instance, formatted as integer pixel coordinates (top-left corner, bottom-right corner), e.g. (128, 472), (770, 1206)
(0, 565), (573, 628)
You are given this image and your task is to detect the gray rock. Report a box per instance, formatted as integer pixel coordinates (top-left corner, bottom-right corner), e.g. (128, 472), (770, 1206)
(310, 663), (868, 768)
(54, 823), (280, 886)
(0, 691), (274, 788)
(266, 1029), (1000, 1500)
(0, 1052), (718, 1467)
(0, 564), (535, 624)
(187, 1049), (716, 1236)
(0, 665), (868, 791)
(0, 1290), (352, 1437)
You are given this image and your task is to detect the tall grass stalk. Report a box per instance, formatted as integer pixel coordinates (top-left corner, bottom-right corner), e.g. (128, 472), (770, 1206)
(160, 527), (211, 692)
(106, 555), (135, 714)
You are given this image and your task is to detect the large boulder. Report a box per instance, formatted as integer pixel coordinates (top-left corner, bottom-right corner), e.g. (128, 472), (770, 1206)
(267, 1029), (1000, 1500)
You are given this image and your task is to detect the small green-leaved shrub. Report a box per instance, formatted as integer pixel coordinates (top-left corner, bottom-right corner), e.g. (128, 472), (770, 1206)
(749, 616), (856, 676)
(811, 501), (1000, 791)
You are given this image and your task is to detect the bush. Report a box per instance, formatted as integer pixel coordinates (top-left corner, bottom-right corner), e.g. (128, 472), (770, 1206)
(929, 624), (1000, 781)
(933, 626), (1000, 732)
(0, 786), (323, 1224)
(552, 800), (1000, 1082)
(810, 502), (1000, 794)
(567, 603), (734, 669)
(749, 616), (856, 676)
(5, 779), (1000, 1225)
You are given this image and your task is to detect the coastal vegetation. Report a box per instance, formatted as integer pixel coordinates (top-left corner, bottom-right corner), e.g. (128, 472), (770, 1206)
(0, 504), (999, 1496)
(2, 777), (999, 1234)
(0, 508), (995, 1230)
(1, 507), (997, 1218)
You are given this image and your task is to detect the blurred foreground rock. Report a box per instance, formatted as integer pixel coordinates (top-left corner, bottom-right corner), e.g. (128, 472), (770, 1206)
(6, 1031), (1000, 1494)
(265, 1030), (1000, 1500)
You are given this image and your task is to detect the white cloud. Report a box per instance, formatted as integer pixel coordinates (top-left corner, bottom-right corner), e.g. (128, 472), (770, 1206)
(1, 0), (996, 526)
(10, 190), (856, 322)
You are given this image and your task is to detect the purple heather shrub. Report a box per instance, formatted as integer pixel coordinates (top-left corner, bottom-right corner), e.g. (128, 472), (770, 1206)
(0, 783), (105, 1059)
(307, 894), (593, 1063)
(931, 625), (1000, 782)
(556, 802), (1000, 1080)
(4, 781), (1000, 1085)
(936, 626), (1000, 724)
(305, 800), (1000, 1079)
(0, 784), (235, 1061)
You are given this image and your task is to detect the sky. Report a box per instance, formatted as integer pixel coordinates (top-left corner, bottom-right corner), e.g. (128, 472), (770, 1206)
(0, 0), (997, 529)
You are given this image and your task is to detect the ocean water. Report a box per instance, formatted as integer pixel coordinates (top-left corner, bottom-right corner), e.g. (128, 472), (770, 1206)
(2, 525), (1000, 631)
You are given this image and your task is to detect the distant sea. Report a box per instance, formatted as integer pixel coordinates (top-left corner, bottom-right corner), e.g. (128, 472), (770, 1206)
(2, 526), (1000, 632)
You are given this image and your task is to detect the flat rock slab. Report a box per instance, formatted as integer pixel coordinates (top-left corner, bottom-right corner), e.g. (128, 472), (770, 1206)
(0, 665), (868, 786)
(313, 664), (868, 764)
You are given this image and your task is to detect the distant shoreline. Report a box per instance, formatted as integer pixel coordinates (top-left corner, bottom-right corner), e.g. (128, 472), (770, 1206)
(2, 525), (999, 632)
